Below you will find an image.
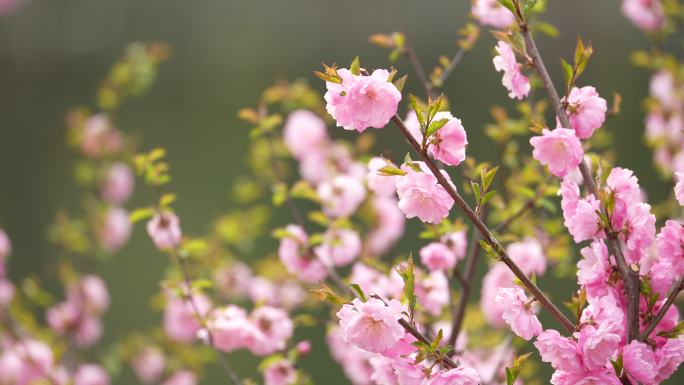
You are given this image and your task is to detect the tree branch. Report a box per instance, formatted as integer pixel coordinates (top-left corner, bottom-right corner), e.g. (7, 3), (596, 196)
(513, 0), (639, 341)
(390, 115), (575, 333)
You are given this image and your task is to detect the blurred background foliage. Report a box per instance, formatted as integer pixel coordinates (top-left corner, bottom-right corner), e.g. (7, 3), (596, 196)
(0, 0), (677, 384)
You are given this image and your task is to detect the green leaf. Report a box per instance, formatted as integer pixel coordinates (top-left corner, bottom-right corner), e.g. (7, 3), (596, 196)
(482, 166), (500, 191)
(574, 37), (586, 67)
(657, 321), (684, 338)
(310, 283), (348, 305)
(129, 207), (155, 224)
(560, 58), (574, 90)
(159, 193), (176, 209)
(378, 165), (407, 176)
(480, 190), (497, 207)
(533, 21), (559, 38)
(350, 56), (361, 76)
(350, 283), (367, 302)
(425, 118), (449, 137)
(395, 254), (417, 321)
(431, 329), (443, 350)
(393, 74), (408, 92)
(522, 0), (538, 16)
(272, 182), (288, 207)
(409, 94), (426, 130)
(506, 367), (516, 385)
(470, 182), (481, 200)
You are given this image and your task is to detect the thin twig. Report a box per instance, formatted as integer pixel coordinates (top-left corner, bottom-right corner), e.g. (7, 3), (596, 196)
(403, 44), (433, 98)
(390, 115), (575, 333)
(398, 318), (459, 369)
(494, 199), (535, 233)
(435, 48), (466, 88)
(171, 253), (244, 385)
(641, 272), (684, 340)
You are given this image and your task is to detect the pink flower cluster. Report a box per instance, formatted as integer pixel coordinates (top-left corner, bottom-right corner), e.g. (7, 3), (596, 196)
(644, 70), (684, 176)
(493, 41), (530, 100)
(46, 275), (109, 348)
(325, 68), (402, 132)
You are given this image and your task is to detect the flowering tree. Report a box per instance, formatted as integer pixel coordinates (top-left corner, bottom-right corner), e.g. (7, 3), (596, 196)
(3, 1), (684, 385)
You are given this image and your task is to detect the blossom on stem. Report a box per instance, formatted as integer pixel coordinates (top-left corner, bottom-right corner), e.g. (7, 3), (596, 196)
(493, 41), (530, 100)
(427, 111), (468, 166)
(337, 297), (405, 353)
(419, 242), (457, 271)
(561, 86), (607, 139)
(530, 128), (584, 178)
(147, 212), (182, 250)
(396, 163), (454, 224)
(283, 110), (329, 160)
(426, 366), (480, 385)
(621, 0), (665, 32)
(317, 174), (367, 218)
(622, 340), (657, 384)
(278, 224), (328, 282)
(495, 287), (542, 340)
(472, 0), (515, 29)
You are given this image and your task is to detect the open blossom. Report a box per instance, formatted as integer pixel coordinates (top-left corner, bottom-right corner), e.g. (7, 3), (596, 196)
(164, 292), (212, 343)
(566, 195), (601, 243)
(576, 323), (621, 371)
(550, 370), (622, 385)
(534, 329), (583, 373)
(493, 41), (530, 100)
(480, 263), (515, 326)
(263, 359), (297, 385)
(508, 237), (546, 275)
(283, 110), (329, 159)
(366, 196), (406, 256)
(337, 297), (405, 353)
(100, 162), (134, 205)
(396, 164), (454, 224)
(561, 86), (607, 139)
(622, 0), (665, 32)
(204, 305), (253, 352)
(443, 229), (467, 261)
(427, 111), (468, 166)
(247, 306), (294, 355)
(74, 364), (110, 385)
(278, 224), (327, 282)
(367, 157), (399, 197)
(495, 287), (542, 340)
(81, 114), (124, 157)
(654, 336), (684, 383)
(0, 339), (54, 385)
(133, 347), (166, 384)
(419, 242), (457, 271)
(426, 367), (480, 385)
(650, 70), (678, 109)
(530, 128), (583, 177)
(472, 0), (515, 28)
(577, 240), (610, 299)
(317, 174), (367, 218)
(324, 68), (401, 132)
(416, 270), (449, 316)
(314, 228), (361, 267)
(622, 341), (657, 384)
(147, 212), (182, 250)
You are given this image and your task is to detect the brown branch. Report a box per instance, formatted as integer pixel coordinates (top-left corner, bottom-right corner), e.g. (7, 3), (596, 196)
(403, 44), (434, 98)
(448, 226), (482, 347)
(399, 318), (459, 369)
(391, 115), (575, 333)
(641, 272), (684, 340)
(513, 0), (638, 341)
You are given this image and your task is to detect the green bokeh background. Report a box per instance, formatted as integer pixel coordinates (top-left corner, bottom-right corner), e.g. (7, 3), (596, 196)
(0, 0), (680, 384)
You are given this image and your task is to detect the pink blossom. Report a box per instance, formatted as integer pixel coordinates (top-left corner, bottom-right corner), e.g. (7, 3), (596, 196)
(314, 228), (361, 267)
(495, 287), (542, 340)
(0, 0), (23, 16)
(367, 157), (398, 197)
(561, 86), (607, 139)
(472, 0), (515, 28)
(247, 306), (294, 356)
(100, 162), (134, 205)
(622, 340), (657, 384)
(442, 230), (468, 261)
(480, 263), (515, 326)
(317, 174), (367, 218)
(534, 329), (583, 373)
(264, 359), (297, 385)
(560, 177), (580, 222)
(283, 110), (329, 159)
(392, 358), (427, 385)
(566, 196), (602, 243)
(163, 292), (212, 343)
(296, 340), (312, 355)
(606, 167), (642, 228)
(162, 370), (196, 385)
(74, 364), (110, 385)
(349, 263), (403, 300)
(366, 196), (406, 256)
(426, 366), (480, 385)
(337, 297), (405, 353)
(204, 305), (252, 352)
(396, 166), (454, 224)
(369, 355), (398, 385)
(81, 114), (124, 157)
(508, 237), (547, 275)
(653, 220), (684, 291)
(654, 336), (684, 383)
(576, 323), (621, 371)
(98, 206), (131, 253)
(530, 128), (584, 177)
(0, 339), (54, 385)
(0, 278), (15, 306)
(76, 275), (110, 314)
(213, 262), (252, 299)
(403, 110), (423, 143)
(420, 242), (457, 271)
(278, 224), (327, 282)
(650, 70), (678, 109)
(550, 370), (622, 385)
(416, 270), (449, 316)
(622, 0), (665, 32)
(0, 228), (11, 261)
(676, 172), (684, 206)
(577, 241), (610, 299)
(147, 212), (182, 250)
(325, 69), (402, 132)
(132, 347), (166, 384)
(327, 326), (374, 385)
(427, 111), (468, 166)
(493, 41), (530, 100)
